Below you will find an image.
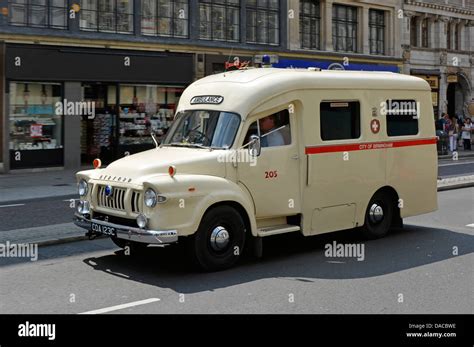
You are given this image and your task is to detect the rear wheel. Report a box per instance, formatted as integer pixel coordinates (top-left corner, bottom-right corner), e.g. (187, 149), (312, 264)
(360, 191), (394, 239)
(189, 205), (246, 271)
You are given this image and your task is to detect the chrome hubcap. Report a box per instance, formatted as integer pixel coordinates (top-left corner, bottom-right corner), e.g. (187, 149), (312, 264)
(369, 203), (384, 224)
(210, 226), (230, 251)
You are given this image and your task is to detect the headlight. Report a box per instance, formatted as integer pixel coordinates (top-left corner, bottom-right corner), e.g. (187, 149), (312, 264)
(136, 213), (147, 229)
(78, 179), (88, 197)
(76, 200), (90, 215)
(144, 188), (157, 207)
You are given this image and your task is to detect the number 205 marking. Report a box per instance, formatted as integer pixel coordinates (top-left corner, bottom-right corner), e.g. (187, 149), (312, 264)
(265, 171), (278, 179)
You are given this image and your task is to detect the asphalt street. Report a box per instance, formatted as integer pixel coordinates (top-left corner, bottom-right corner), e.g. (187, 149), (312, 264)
(0, 187), (472, 314)
(437, 156), (474, 178)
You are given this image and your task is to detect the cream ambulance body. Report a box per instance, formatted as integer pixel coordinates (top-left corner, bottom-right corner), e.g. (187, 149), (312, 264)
(74, 68), (438, 271)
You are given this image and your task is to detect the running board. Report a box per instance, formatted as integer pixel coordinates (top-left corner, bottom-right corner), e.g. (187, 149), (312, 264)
(257, 224), (301, 237)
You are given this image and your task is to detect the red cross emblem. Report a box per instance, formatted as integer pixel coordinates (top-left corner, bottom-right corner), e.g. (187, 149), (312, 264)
(371, 119), (380, 134)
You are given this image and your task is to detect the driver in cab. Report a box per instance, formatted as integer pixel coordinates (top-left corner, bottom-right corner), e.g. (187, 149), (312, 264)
(259, 114), (285, 147)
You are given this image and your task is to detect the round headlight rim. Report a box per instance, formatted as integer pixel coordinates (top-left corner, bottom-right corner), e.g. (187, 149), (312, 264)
(144, 188), (157, 208)
(78, 179), (88, 197)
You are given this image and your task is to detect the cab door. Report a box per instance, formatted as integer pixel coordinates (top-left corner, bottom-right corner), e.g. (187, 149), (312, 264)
(237, 108), (301, 218)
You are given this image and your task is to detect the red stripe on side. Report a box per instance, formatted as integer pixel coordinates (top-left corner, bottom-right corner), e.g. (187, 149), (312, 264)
(305, 138), (437, 155)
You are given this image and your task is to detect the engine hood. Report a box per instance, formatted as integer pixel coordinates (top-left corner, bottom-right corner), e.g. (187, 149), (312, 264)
(84, 146), (227, 183)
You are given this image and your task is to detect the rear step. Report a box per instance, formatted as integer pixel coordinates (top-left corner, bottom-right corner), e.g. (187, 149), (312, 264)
(257, 224), (300, 237)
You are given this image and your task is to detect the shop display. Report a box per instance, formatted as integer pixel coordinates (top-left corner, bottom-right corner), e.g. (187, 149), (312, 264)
(9, 82), (63, 152)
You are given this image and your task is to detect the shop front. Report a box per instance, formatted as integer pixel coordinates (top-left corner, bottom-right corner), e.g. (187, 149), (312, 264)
(411, 69), (440, 119)
(2, 44), (193, 171)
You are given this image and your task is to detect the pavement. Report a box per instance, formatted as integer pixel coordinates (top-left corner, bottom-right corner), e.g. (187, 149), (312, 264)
(0, 152), (473, 247)
(0, 187), (472, 314)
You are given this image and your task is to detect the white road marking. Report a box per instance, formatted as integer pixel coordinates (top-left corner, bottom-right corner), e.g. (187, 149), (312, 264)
(63, 199), (79, 202)
(0, 204), (25, 208)
(438, 162), (474, 167)
(79, 298), (160, 314)
(466, 224), (474, 228)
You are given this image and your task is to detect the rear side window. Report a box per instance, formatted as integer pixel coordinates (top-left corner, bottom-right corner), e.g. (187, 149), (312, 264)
(320, 101), (360, 141)
(384, 99), (419, 136)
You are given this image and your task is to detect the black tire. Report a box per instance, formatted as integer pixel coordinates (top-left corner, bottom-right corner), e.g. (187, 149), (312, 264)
(360, 191), (394, 239)
(110, 236), (148, 254)
(189, 205), (246, 271)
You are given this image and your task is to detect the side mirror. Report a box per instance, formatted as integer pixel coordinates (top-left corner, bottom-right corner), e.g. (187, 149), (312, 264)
(248, 134), (261, 157)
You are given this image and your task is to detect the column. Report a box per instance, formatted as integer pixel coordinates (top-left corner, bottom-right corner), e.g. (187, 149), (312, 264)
(63, 82), (82, 170)
(323, 0), (333, 51)
(361, 6), (369, 55)
(288, 0), (300, 50)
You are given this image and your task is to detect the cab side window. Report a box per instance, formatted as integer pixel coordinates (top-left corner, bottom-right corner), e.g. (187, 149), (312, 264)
(320, 101), (360, 141)
(244, 109), (291, 147)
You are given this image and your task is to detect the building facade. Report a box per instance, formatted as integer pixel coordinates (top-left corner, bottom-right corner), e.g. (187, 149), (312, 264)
(401, 0), (474, 119)
(0, 0), (404, 172)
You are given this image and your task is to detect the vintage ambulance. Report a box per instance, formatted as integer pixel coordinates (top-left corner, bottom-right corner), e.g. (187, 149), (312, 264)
(74, 67), (438, 271)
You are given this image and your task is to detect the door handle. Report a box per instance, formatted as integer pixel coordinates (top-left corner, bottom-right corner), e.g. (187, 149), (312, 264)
(291, 154), (299, 160)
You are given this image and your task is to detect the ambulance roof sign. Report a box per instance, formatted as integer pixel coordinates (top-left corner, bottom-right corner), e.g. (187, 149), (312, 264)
(190, 95), (224, 105)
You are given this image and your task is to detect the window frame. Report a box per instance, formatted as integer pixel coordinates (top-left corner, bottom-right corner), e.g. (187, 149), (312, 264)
(79, 0), (134, 34)
(199, 0), (240, 42)
(8, 0), (68, 29)
(246, 0), (280, 46)
(369, 9), (385, 55)
(299, 0), (321, 50)
(421, 17), (429, 48)
(332, 4), (358, 53)
(141, 0), (189, 38)
(319, 100), (361, 142)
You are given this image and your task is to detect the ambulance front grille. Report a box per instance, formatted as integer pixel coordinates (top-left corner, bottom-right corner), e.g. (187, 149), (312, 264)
(97, 185), (126, 211)
(131, 191), (143, 214)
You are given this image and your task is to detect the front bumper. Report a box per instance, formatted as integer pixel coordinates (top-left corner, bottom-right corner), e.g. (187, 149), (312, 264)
(74, 213), (178, 245)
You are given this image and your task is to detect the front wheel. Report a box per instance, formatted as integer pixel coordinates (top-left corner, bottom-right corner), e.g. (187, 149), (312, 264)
(360, 191), (394, 239)
(189, 206), (246, 271)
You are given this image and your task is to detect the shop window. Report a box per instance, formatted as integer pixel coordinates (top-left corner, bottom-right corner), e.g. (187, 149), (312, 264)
(246, 0), (279, 45)
(9, 82), (63, 168)
(142, 0), (189, 37)
(118, 85), (184, 148)
(81, 84), (117, 164)
(8, 0), (68, 29)
(199, 0), (239, 42)
(332, 4), (357, 53)
(299, 0), (320, 50)
(385, 100), (419, 136)
(320, 101), (360, 141)
(369, 9), (385, 55)
(80, 0), (134, 34)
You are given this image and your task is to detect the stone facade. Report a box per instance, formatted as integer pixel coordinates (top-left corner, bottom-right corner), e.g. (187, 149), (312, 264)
(401, 0), (474, 119)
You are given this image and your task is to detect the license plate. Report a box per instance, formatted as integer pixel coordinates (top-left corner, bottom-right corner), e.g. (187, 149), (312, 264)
(91, 222), (116, 237)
